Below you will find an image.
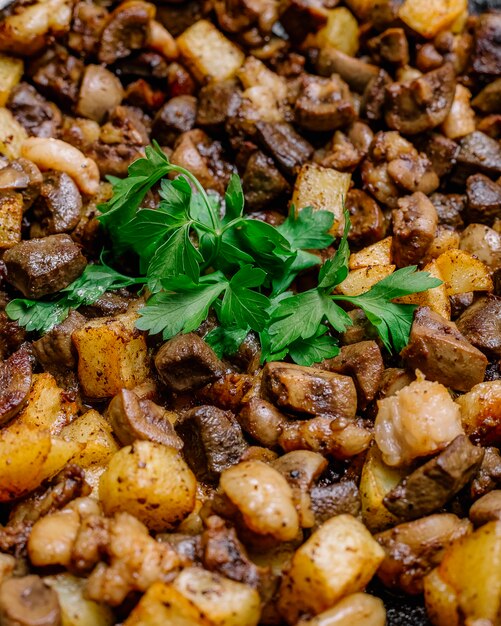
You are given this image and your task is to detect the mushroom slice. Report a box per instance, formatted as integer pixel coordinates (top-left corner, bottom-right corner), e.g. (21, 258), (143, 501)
(0, 346), (32, 426)
(0, 575), (61, 626)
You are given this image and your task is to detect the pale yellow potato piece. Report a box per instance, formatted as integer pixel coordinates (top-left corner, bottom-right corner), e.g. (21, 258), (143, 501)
(455, 380), (501, 445)
(0, 191), (23, 249)
(395, 260), (450, 320)
(45, 573), (115, 626)
(72, 311), (149, 399)
(17, 372), (78, 433)
(423, 227), (460, 264)
(296, 593), (386, 626)
(349, 237), (393, 270)
(237, 56), (287, 101)
(360, 445), (406, 533)
(28, 508), (80, 567)
(424, 521), (501, 626)
(441, 85), (476, 140)
(278, 514), (385, 623)
(0, 54), (23, 106)
(173, 567), (261, 626)
(398, 0), (467, 38)
(39, 437), (84, 482)
(99, 441), (197, 531)
(177, 20), (244, 83)
(435, 249), (493, 296)
(83, 465), (107, 499)
(308, 7), (359, 56)
(336, 265), (395, 296)
(0, 423), (51, 502)
(124, 582), (211, 626)
(292, 164), (351, 237)
(61, 410), (119, 468)
(0, 107), (27, 159)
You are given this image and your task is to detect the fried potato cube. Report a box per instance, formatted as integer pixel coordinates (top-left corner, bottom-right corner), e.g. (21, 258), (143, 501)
(435, 249), (493, 296)
(278, 514), (385, 623)
(336, 264), (395, 296)
(424, 521), (501, 626)
(0, 191), (23, 249)
(349, 237), (393, 270)
(173, 567), (261, 626)
(398, 0), (467, 39)
(0, 107), (27, 159)
(124, 582), (211, 626)
(456, 380), (501, 446)
(61, 410), (119, 468)
(99, 441), (197, 532)
(45, 573), (115, 626)
(18, 372), (78, 433)
(39, 437), (84, 482)
(292, 164), (351, 237)
(0, 54), (23, 106)
(177, 20), (245, 83)
(312, 7), (359, 56)
(72, 312), (149, 398)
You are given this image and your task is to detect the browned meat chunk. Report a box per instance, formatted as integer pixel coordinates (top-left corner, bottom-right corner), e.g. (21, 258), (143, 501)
(31, 49), (84, 109)
(0, 158), (43, 210)
(98, 0), (155, 65)
(175, 405), (247, 482)
(452, 131), (501, 184)
(7, 83), (62, 138)
(280, 0), (327, 42)
(33, 310), (85, 370)
(0, 312), (26, 361)
(456, 296), (501, 358)
(368, 28), (409, 66)
(196, 80), (241, 131)
(470, 490), (501, 526)
(254, 121), (313, 176)
(315, 47), (379, 94)
(106, 388), (183, 449)
(152, 96), (197, 146)
(242, 150), (289, 211)
(214, 0), (279, 34)
(30, 171), (83, 238)
(198, 373), (253, 412)
(345, 189), (386, 247)
(376, 514), (472, 594)
(4, 235), (87, 299)
(466, 173), (501, 224)
(238, 398), (286, 448)
(317, 131), (363, 173)
(416, 133), (459, 178)
(384, 435), (485, 520)
(79, 291), (131, 318)
(0, 347), (32, 426)
(125, 79), (166, 111)
(0, 575), (61, 626)
(155, 333), (224, 393)
(262, 362), (357, 419)
(310, 480), (361, 527)
(295, 74), (355, 132)
(472, 11), (501, 76)
(392, 192), (438, 267)
(322, 340), (384, 409)
(68, 1), (108, 57)
(429, 192), (465, 229)
(471, 447), (501, 499)
(385, 64), (456, 135)
(472, 77), (501, 114)
(401, 307), (488, 392)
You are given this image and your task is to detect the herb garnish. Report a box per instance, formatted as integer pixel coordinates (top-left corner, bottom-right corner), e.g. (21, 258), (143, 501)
(6, 143), (441, 365)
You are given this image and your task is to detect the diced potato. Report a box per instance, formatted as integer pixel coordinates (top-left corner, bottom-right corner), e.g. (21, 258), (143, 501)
(424, 521), (501, 626)
(238, 56), (287, 102)
(61, 410), (119, 468)
(28, 508), (80, 567)
(349, 237), (393, 270)
(239, 86), (283, 124)
(336, 265), (395, 296)
(308, 8), (359, 56)
(0, 191), (23, 249)
(177, 20), (245, 83)
(456, 381), (501, 446)
(0, 423), (51, 502)
(0, 54), (23, 106)
(124, 582), (211, 626)
(398, 0), (467, 39)
(18, 372), (78, 434)
(360, 445), (405, 533)
(45, 573), (115, 626)
(39, 437), (84, 482)
(292, 164), (351, 237)
(99, 441), (197, 532)
(423, 227), (460, 264)
(395, 260), (451, 320)
(296, 593), (386, 626)
(83, 465), (107, 499)
(278, 515), (385, 624)
(441, 85), (476, 139)
(72, 311), (149, 399)
(435, 249), (493, 296)
(173, 567), (261, 626)
(0, 107), (27, 159)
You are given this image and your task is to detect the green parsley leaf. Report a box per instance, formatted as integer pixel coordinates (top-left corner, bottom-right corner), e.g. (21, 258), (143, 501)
(288, 327), (339, 366)
(5, 299), (70, 335)
(223, 174), (244, 224)
(220, 265), (270, 332)
(277, 206), (334, 250)
(317, 210), (351, 291)
(204, 325), (249, 358)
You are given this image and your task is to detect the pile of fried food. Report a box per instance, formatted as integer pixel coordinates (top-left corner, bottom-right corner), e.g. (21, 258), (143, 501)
(0, 0), (500, 624)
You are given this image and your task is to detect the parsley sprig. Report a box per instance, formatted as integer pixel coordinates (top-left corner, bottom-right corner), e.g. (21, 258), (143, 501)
(6, 143), (441, 365)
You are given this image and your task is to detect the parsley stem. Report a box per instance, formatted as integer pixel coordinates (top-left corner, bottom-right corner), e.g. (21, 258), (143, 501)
(168, 164), (219, 232)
